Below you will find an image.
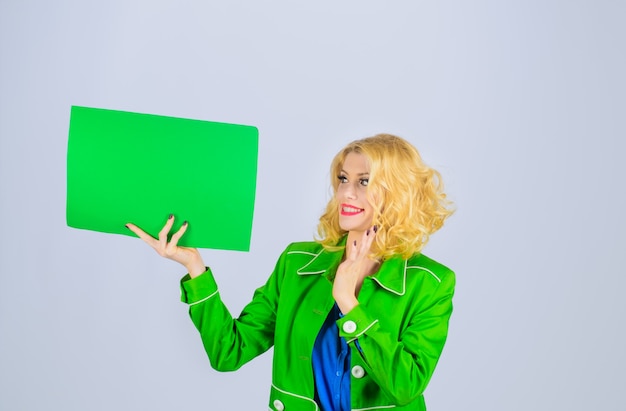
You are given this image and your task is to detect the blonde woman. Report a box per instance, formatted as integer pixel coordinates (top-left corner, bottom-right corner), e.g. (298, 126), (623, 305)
(127, 133), (455, 411)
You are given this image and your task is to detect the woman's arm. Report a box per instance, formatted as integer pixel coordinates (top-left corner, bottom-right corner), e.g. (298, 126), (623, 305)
(126, 215), (281, 371)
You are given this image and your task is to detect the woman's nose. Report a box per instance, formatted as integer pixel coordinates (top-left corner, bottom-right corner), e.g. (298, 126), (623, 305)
(344, 183), (357, 199)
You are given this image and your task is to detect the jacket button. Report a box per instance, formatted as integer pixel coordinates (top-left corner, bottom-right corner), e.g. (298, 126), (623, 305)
(351, 365), (365, 379)
(273, 399), (285, 411)
(343, 320), (357, 333)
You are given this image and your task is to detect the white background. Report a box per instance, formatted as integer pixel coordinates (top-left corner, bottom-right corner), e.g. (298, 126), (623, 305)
(1, 1), (624, 410)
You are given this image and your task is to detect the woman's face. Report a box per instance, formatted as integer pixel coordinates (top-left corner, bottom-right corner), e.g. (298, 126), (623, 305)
(336, 152), (374, 236)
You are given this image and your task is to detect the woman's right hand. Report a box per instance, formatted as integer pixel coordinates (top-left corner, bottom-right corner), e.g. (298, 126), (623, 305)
(126, 215), (207, 278)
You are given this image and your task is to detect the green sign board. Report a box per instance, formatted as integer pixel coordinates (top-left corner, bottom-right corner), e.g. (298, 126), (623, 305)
(67, 106), (258, 251)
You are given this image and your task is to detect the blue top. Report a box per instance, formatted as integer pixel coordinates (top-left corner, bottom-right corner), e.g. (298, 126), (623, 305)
(312, 303), (351, 411)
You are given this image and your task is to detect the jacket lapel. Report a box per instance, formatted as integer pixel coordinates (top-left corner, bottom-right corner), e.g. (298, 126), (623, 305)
(370, 257), (408, 296)
(294, 237), (409, 297)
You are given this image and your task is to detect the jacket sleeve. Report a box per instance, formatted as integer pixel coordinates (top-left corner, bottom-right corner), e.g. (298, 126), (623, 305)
(336, 269), (455, 406)
(180, 249), (288, 372)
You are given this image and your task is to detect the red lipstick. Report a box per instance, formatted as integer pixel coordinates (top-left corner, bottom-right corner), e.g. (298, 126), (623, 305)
(340, 203), (364, 216)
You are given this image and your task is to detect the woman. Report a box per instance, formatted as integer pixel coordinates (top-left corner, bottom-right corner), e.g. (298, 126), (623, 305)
(127, 133), (455, 411)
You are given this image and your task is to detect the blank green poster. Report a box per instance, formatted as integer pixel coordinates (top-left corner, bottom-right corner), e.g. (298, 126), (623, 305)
(67, 106), (258, 251)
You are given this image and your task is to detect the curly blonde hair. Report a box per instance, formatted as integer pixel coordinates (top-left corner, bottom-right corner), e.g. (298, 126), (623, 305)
(316, 134), (454, 260)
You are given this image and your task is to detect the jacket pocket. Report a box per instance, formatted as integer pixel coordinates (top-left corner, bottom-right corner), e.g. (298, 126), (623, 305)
(269, 384), (319, 411)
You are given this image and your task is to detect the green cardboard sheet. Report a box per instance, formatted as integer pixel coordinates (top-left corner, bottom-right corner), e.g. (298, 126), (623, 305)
(67, 106), (258, 251)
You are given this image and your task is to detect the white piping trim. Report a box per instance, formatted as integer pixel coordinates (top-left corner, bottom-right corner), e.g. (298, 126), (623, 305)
(406, 264), (441, 283)
(353, 405), (397, 410)
(347, 319), (379, 344)
(288, 249), (327, 275)
(371, 260), (408, 296)
(271, 384), (319, 411)
(371, 277), (404, 296)
(187, 289), (219, 306)
(287, 250), (319, 256)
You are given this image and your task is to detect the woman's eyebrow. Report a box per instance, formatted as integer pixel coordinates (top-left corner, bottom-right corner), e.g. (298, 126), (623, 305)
(340, 169), (370, 176)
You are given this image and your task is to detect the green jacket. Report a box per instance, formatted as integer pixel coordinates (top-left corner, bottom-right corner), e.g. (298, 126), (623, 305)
(180, 240), (455, 411)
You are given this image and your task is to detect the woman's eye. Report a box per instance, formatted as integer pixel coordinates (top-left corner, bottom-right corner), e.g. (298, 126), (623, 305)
(337, 175), (348, 183)
(360, 179), (369, 187)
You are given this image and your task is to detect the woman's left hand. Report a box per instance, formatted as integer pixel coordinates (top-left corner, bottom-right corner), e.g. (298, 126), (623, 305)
(333, 227), (379, 314)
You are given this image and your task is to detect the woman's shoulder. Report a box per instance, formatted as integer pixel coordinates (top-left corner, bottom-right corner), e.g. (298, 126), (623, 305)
(283, 240), (325, 254)
(275, 241), (327, 266)
(273, 241), (337, 277)
(405, 252), (455, 286)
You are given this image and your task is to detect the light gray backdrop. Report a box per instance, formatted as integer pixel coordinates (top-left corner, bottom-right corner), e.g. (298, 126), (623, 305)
(1, 1), (624, 410)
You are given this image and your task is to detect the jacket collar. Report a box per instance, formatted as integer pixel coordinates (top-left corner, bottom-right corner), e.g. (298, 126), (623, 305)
(295, 237), (408, 296)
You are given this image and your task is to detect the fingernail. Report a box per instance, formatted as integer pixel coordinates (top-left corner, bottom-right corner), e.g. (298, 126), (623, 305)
(353, 240), (357, 246)
(183, 221), (188, 226)
(169, 214), (173, 219)
(366, 229), (370, 236)
(125, 224), (130, 229)
(373, 225), (378, 233)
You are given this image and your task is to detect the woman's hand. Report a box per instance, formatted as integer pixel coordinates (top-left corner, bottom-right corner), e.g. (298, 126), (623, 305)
(333, 227), (380, 314)
(126, 215), (207, 278)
